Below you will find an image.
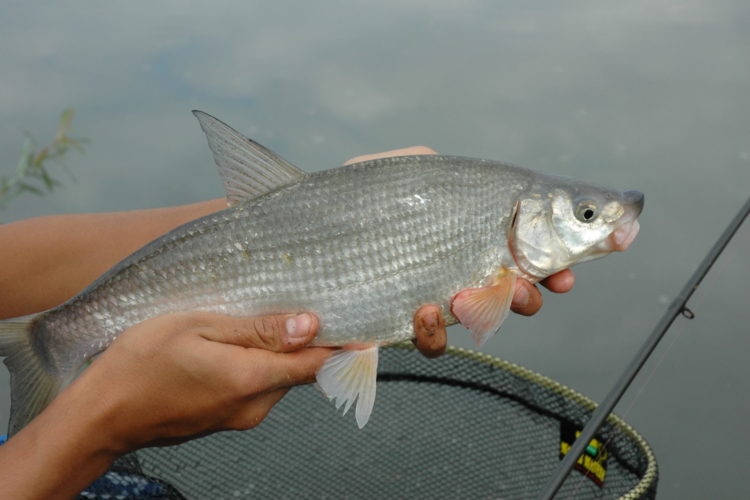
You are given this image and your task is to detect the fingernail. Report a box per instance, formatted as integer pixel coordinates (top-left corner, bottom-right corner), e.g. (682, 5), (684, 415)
(513, 286), (530, 308)
(286, 313), (312, 339)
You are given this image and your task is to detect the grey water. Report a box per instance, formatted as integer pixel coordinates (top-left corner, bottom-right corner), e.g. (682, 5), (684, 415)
(1, 1), (749, 498)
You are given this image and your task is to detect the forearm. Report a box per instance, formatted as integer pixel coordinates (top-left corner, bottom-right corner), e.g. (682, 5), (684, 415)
(0, 199), (225, 319)
(0, 382), (120, 500)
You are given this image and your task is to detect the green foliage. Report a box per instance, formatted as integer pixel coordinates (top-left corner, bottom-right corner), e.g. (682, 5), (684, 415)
(0, 109), (87, 207)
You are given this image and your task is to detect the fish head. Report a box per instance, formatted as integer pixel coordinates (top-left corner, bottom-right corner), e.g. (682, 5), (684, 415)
(509, 180), (643, 280)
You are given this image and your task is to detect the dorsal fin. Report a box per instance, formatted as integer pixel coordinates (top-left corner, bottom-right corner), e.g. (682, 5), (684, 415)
(192, 110), (306, 207)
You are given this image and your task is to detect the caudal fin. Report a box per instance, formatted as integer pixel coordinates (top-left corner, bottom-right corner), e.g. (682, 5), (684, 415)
(0, 317), (63, 435)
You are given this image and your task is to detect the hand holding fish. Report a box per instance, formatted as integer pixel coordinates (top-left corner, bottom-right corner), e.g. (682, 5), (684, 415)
(0, 311), (331, 499)
(75, 312), (333, 448)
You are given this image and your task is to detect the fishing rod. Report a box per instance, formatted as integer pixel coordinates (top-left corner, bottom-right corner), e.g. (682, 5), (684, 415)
(536, 195), (750, 500)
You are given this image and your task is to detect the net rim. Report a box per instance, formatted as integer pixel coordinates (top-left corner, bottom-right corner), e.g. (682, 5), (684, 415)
(388, 342), (658, 500)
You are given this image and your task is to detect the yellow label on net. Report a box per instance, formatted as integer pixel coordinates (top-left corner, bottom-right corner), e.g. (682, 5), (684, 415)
(560, 421), (608, 487)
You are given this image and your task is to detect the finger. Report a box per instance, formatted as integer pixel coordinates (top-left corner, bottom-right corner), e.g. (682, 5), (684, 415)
(222, 388), (290, 431)
(541, 269), (576, 293)
(246, 347), (334, 391)
(412, 305), (446, 358)
(510, 279), (543, 316)
(344, 146), (438, 166)
(195, 312), (319, 352)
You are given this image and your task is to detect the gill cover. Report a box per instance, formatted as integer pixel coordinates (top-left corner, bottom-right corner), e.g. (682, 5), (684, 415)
(510, 187), (642, 279)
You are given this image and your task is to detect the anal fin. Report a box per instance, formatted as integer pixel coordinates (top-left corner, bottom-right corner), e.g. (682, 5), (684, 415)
(316, 345), (379, 429)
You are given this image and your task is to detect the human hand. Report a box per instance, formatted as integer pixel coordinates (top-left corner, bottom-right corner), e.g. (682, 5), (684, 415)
(0, 311), (331, 500)
(513, 268), (576, 316)
(68, 311), (332, 454)
(411, 270), (574, 357)
(346, 148), (576, 358)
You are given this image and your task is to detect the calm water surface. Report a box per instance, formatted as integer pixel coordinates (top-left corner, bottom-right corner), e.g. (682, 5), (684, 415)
(1, 1), (749, 498)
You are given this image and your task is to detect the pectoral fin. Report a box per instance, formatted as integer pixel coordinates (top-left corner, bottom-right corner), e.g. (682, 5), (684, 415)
(316, 345), (379, 429)
(451, 269), (516, 347)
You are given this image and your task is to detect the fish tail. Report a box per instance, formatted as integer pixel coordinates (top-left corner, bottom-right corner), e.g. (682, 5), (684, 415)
(0, 317), (63, 435)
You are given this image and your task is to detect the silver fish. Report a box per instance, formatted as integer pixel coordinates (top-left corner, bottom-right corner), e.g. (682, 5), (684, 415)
(0, 111), (643, 432)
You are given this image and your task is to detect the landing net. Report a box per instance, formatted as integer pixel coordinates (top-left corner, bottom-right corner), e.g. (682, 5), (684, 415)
(80, 345), (657, 499)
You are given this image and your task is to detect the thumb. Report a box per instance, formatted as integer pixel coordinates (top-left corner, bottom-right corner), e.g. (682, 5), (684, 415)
(197, 312), (319, 352)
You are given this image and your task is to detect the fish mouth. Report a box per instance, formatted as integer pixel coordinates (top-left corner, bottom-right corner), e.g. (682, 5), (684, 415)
(609, 219), (640, 252)
(608, 190), (644, 252)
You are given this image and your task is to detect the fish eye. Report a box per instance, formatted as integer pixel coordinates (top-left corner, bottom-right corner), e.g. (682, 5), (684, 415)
(574, 200), (598, 223)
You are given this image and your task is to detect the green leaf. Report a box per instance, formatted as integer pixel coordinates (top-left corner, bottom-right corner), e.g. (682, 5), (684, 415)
(40, 168), (59, 190)
(32, 147), (49, 167)
(3, 108), (88, 209)
(17, 182), (44, 195)
(55, 109), (75, 142)
(15, 138), (33, 173)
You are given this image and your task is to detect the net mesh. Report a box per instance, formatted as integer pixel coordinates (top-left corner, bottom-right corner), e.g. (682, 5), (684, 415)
(79, 346), (657, 499)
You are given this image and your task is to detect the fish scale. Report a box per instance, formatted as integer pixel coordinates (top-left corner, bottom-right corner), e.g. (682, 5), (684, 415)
(0, 111), (643, 432)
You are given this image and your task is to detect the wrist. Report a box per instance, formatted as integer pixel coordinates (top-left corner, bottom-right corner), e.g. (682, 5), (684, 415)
(0, 381), (122, 499)
(41, 380), (124, 490)
(58, 362), (147, 459)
